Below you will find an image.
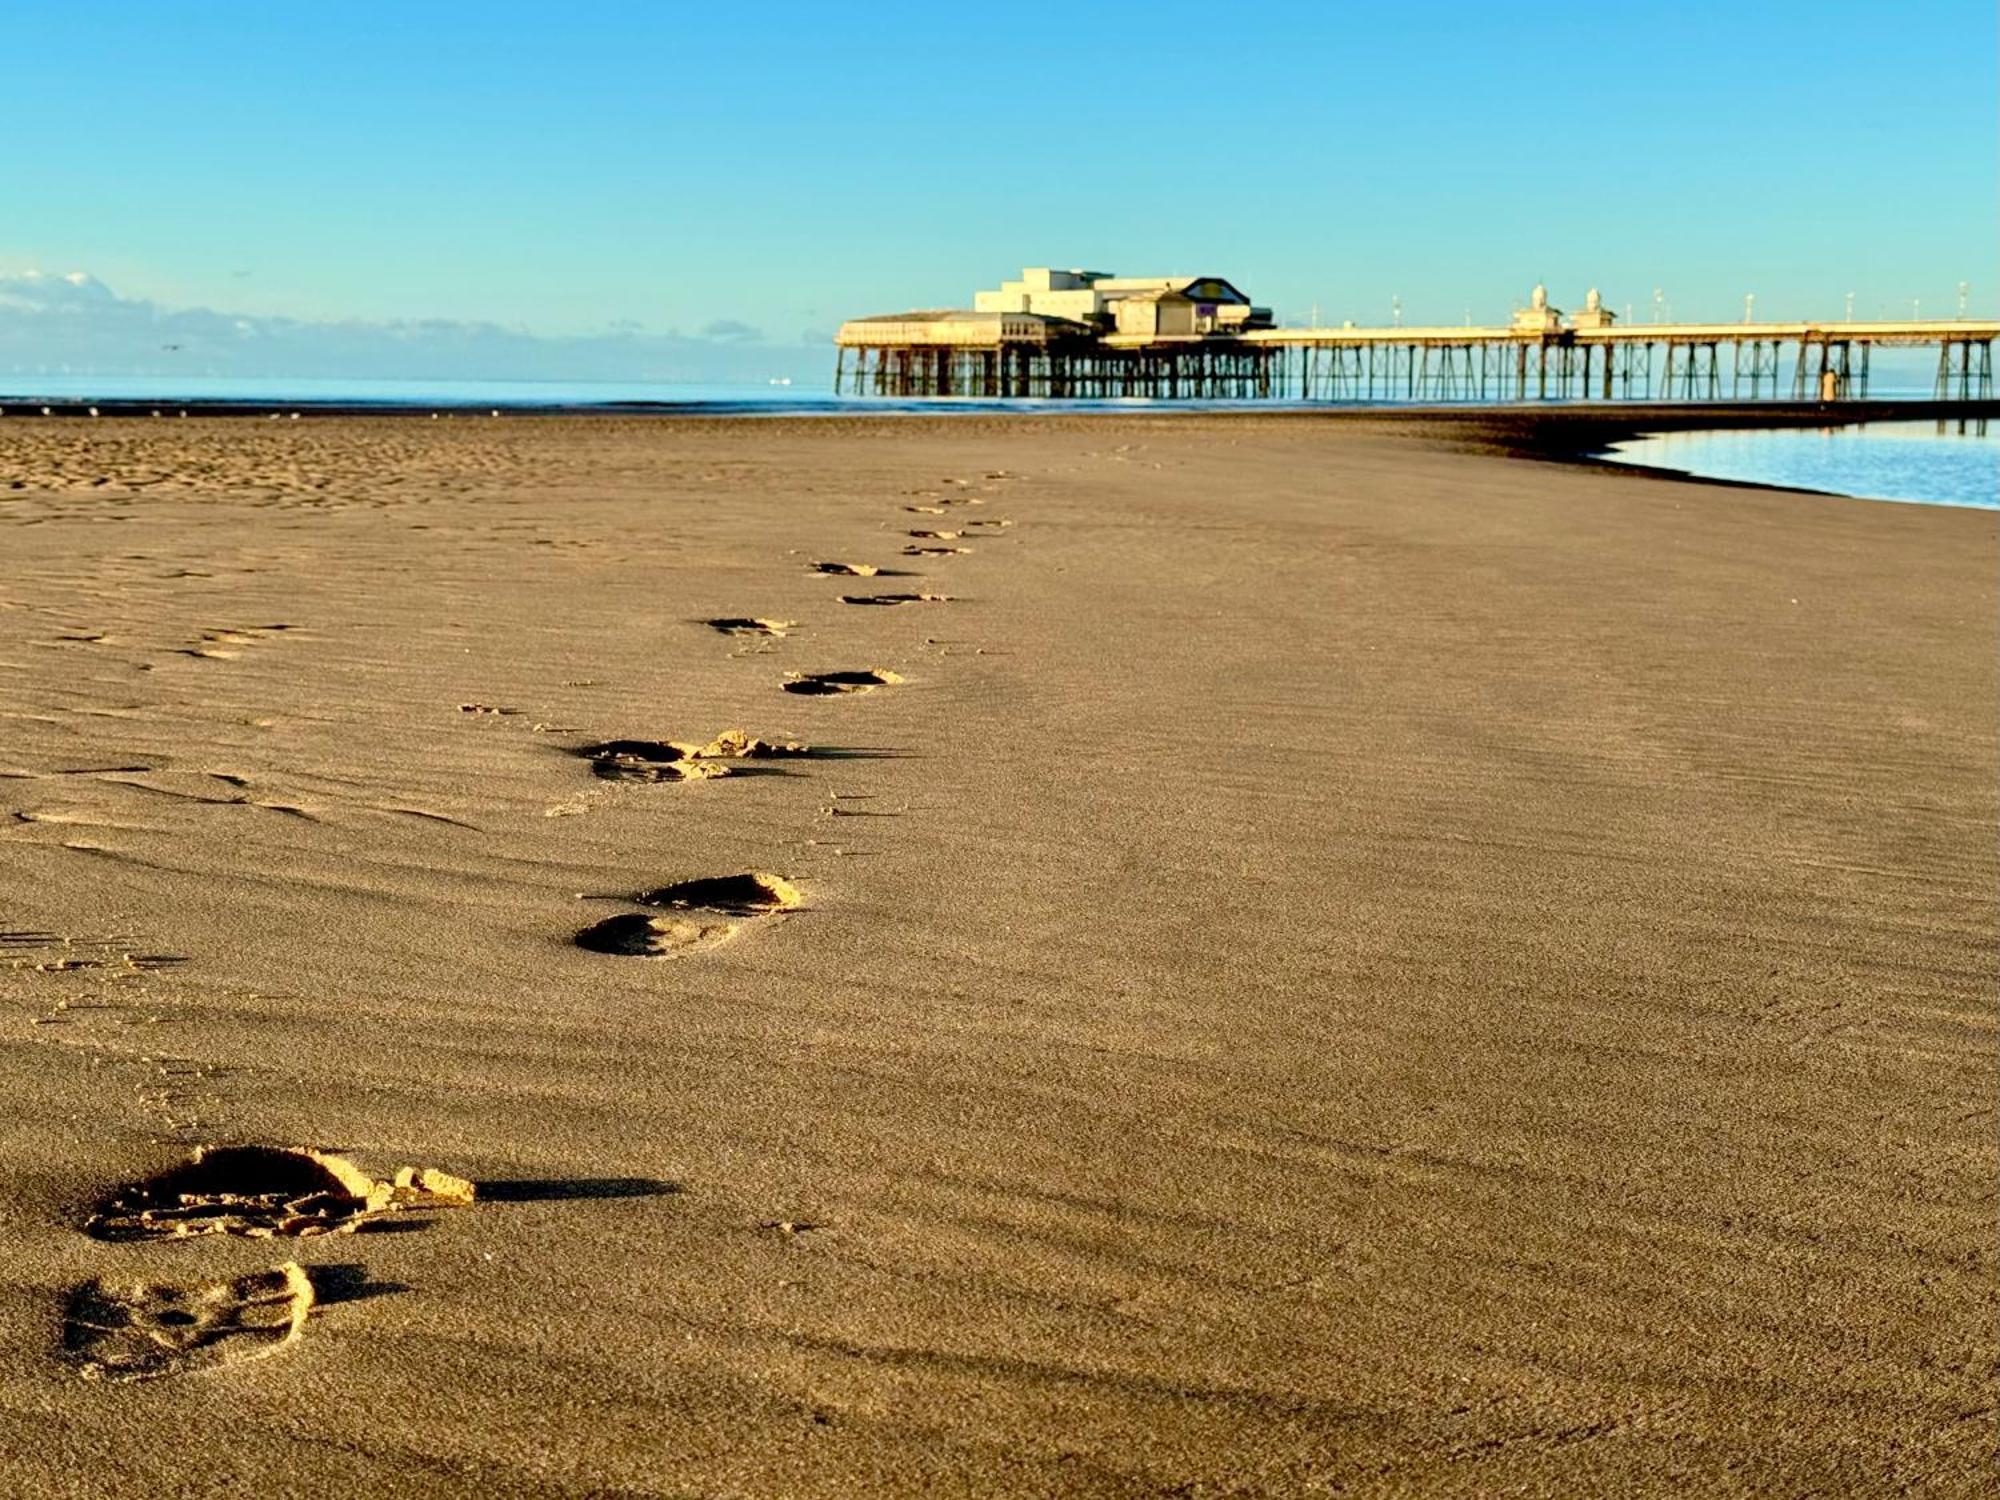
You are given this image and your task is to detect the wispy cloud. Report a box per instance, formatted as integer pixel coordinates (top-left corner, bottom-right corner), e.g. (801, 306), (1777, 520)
(0, 271), (817, 386)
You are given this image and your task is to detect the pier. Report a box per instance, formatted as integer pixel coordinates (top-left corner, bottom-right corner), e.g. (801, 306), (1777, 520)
(835, 270), (1995, 403)
(1260, 319), (1997, 404)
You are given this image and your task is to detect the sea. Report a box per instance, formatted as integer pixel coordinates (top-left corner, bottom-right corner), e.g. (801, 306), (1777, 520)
(1604, 419), (1995, 510)
(3, 375), (1994, 512)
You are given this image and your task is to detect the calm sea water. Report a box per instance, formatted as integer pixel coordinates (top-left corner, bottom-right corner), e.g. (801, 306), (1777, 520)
(1608, 421), (1997, 510)
(0, 375), (830, 410)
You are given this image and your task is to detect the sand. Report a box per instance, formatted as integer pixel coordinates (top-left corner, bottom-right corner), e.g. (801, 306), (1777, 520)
(0, 412), (1992, 1496)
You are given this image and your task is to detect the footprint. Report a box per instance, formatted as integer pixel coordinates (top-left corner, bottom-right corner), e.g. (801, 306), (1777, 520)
(904, 505), (947, 515)
(813, 561), (889, 577)
(705, 618), (794, 637)
(176, 624), (294, 661)
(577, 731), (811, 782)
(783, 669), (902, 697)
(576, 872), (801, 959)
(838, 593), (950, 607)
(902, 545), (970, 557)
(907, 529), (962, 540)
(64, 1263), (313, 1382)
(578, 741), (733, 784)
(85, 1146), (472, 1242)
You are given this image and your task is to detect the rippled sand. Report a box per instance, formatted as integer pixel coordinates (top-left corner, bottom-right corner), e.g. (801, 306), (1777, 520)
(0, 413), (1992, 1495)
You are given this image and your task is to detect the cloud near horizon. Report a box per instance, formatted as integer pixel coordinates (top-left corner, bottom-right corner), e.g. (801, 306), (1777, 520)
(0, 271), (820, 387)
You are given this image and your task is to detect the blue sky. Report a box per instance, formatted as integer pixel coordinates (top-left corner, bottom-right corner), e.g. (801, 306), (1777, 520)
(3, 1), (1993, 382)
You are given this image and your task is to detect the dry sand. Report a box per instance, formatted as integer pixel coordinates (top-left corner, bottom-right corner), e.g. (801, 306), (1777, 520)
(0, 413), (1992, 1496)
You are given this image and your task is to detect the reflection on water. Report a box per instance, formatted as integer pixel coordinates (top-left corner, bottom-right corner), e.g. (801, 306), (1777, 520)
(1609, 421), (1997, 510)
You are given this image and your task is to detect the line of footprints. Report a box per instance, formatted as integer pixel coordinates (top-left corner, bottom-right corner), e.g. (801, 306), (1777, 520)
(574, 471), (1016, 959)
(53, 473), (1017, 1383)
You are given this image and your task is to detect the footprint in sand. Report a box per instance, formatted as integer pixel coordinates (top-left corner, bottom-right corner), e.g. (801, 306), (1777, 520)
(177, 624), (294, 660)
(812, 561), (879, 577)
(577, 731), (811, 783)
(839, 593), (950, 608)
(906, 529), (962, 540)
(783, 669), (902, 697)
(705, 617), (794, 637)
(85, 1146), (474, 1242)
(903, 544), (970, 557)
(578, 741), (731, 783)
(576, 872), (801, 959)
(65, 1263), (313, 1382)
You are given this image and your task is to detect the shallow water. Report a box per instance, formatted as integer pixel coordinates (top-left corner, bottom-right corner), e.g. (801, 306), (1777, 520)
(1609, 420), (1997, 510)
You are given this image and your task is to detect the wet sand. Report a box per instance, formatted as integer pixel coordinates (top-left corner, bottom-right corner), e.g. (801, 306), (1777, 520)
(0, 414), (1992, 1496)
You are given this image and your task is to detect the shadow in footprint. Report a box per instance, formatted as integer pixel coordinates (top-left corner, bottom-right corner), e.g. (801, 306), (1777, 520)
(703, 617), (794, 637)
(478, 1177), (680, 1202)
(812, 562), (918, 578)
(574, 912), (729, 957)
(783, 670), (902, 697)
(839, 593), (951, 607)
(638, 872), (802, 915)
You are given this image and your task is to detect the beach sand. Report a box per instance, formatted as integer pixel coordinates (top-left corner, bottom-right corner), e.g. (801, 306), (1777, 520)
(0, 414), (1992, 1496)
